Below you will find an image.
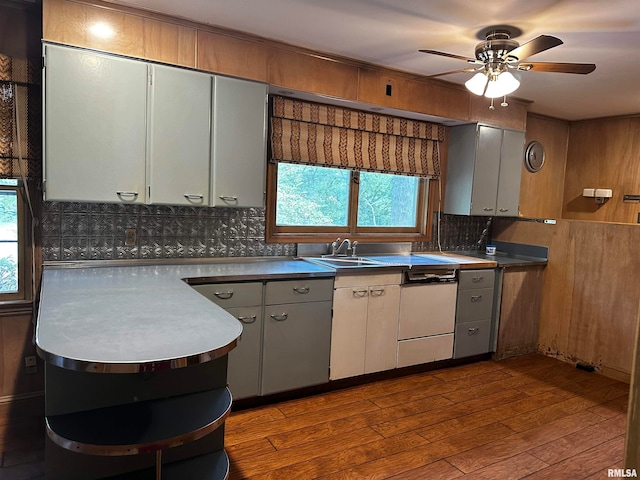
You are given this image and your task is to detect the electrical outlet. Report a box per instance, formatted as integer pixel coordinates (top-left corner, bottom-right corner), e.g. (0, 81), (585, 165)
(24, 355), (37, 375)
(125, 228), (137, 246)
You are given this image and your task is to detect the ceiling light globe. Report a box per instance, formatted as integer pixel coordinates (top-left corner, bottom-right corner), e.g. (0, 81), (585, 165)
(484, 71), (520, 98)
(465, 72), (488, 96)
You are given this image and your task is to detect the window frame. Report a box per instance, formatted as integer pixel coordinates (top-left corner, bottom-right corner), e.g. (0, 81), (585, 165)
(266, 162), (434, 244)
(0, 181), (30, 302)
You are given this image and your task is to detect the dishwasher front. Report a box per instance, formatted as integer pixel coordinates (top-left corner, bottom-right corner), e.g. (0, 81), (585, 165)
(397, 268), (458, 367)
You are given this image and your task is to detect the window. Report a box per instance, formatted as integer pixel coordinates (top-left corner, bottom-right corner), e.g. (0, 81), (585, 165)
(269, 163), (429, 241)
(0, 179), (26, 300)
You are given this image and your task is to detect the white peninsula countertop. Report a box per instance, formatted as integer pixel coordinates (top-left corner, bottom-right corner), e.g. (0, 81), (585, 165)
(36, 259), (335, 372)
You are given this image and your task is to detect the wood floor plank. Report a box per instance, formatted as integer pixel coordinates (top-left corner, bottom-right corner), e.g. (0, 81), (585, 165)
(459, 452), (549, 479)
(226, 399), (380, 446)
(248, 432), (429, 480)
(527, 412), (627, 465)
(523, 435), (626, 480)
(372, 389), (528, 438)
(499, 386), (627, 433)
(446, 410), (603, 473)
(227, 405), (286, 428)
(430, 360), (514, 382)
(228, 426), (383, 479)
(267, 394), (452, 450)
(587, 393), (629, 418)
(318, 422), (515, 479)
(369, 369), (512, 409)
(224, 437), (276, 462)
(276, 373), (443, 418)
(386, 459), (464, 480)
(419, 390), (565, 442)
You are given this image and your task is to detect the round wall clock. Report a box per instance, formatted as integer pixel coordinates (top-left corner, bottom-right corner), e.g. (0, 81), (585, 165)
(524, 140), (545, 173)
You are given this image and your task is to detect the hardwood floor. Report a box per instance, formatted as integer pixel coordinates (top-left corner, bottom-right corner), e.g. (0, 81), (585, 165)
(0, 354), (629, 479)
(226, 354), (629, 479)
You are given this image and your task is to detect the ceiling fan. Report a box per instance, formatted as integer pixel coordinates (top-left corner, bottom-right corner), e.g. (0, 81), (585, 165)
(419, 25), (596, 107)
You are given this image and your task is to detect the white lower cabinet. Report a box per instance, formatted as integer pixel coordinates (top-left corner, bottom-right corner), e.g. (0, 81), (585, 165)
(330, 273), (401, 380)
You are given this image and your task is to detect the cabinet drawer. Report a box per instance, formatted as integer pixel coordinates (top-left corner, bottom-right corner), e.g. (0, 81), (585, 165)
(192, 282), (263, 308)
(458, 269), (495, 290)
(265, 278), (333, 305)
(397, 333), (453, 368)
(334, 272), (402, 288)
(454, 319), (492, 359)
(456, 287), (494, 322)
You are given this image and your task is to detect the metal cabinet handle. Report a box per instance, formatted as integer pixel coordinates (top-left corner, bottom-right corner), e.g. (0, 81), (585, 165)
(470, 295), (483, 302)
(472, 276), (484, 283)
(483, 207), (494, 211)
(353, 289), (369, 297)
(293, 286), (310, 294)
(237, 315), (257, 324)
(116, 191), (138, 198)
(184, 194), (204, 200)
(213, 291), (234, 299)
(369, 288), (385, 296)
(270, 313), (288, 321)
(219, 195), (238, 201)
(499, 208), (509, 212)
(467, 327), (480, 335)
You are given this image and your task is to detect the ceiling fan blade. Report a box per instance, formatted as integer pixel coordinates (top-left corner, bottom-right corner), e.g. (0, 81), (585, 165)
(419, 49), (477, 63)
(427, 67), (478, 78)
(518, 62), (596, 74)
(504, 35), (563, 61)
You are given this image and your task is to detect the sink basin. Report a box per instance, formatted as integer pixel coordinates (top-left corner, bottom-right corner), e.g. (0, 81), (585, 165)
(302, 256), (391, 269)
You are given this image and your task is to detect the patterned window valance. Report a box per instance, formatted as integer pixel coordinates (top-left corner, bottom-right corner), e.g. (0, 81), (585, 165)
(270, 96), (443, 178)
(0, 54), (41, 180)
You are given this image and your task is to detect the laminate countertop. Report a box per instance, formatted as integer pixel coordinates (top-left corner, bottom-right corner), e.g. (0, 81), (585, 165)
(36, 260), (335, 371)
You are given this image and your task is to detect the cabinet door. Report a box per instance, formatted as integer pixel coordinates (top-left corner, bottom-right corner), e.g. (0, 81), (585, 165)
(225, 306), (262, 400)
(43, 44), (147, 203)
(211, 76), (268, 207)
(262, 301), (332, 395)
(330, 287), (368, 380)
(148, 65), (212, 206)
(470, 125), (502, 216)
(496, 129), (525, 216)
(365, 284), (400, 374)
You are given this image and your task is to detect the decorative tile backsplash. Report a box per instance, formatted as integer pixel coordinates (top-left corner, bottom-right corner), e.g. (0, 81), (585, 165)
(41, 202), (296, 262)
(414, 213), (492, 253)
(41, 202), (489, 262)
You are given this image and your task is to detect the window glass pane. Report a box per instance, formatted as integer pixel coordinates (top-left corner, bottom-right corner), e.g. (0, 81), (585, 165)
(357, 171), (419, 227)
(276, 163), (350, 226)
(0, 190), (18, 293)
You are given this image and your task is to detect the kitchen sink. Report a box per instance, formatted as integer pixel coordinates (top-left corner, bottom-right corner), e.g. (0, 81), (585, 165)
(302, 256), (394, 269)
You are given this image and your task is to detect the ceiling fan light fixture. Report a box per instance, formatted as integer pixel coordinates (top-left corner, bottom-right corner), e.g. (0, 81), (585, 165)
(465, 72), (488, 96)
(484, 71), (520, 98)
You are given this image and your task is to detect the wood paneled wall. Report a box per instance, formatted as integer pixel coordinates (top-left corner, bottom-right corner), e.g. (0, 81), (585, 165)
(493, 218), (640, 381)
(519, 114), (569, 219)
(563, 116), (640, 223)
(495, 266), (544, 360)
(42, 0), (529, 129)
(0, 308), (43, 399)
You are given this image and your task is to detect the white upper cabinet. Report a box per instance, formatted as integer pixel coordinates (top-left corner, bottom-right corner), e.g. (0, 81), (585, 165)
(444, 124), (525, 217)
(44, 44), (269, 208)
(147, 65), (212, 206)
(211, 76), (268, 208)
(43, 44), (148, 204)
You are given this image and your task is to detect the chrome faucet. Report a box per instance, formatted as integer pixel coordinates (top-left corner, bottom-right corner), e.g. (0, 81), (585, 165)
(334, 238), (351, 256)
